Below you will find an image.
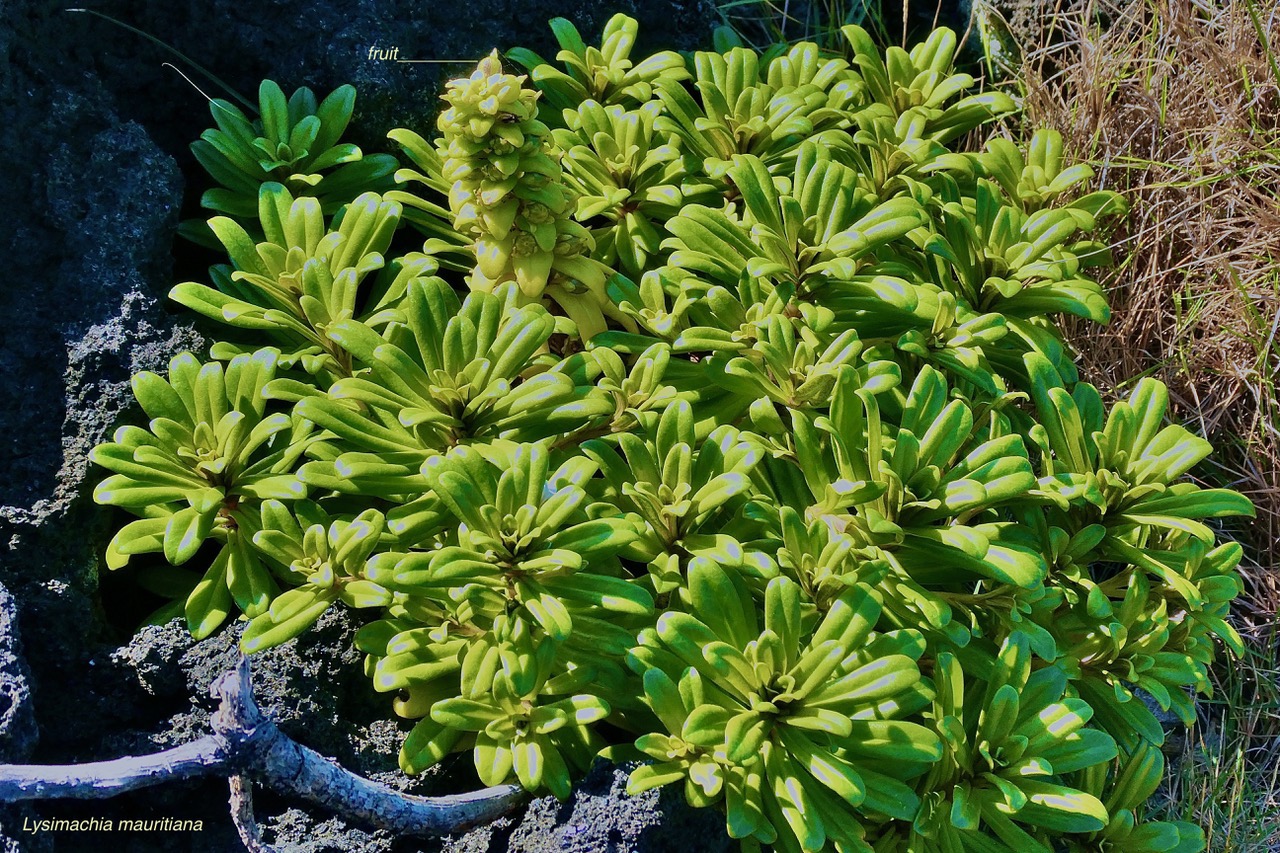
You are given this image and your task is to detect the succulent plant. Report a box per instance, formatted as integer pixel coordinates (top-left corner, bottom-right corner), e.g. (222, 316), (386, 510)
(842, 26), (1017, 141)
(554, 99), (691, 278)
(171, 183), (427, 382)
(1063, 740), (1205, 853)
(241, 502), (391, 652)
(507, 14), (690, 117)
(979, 129), (1126, 217)
(655, 42), (861, 181)
(367, 441), (649, 640)
(582, 398), (763, 593)
(192, 81), (397, 222)
(665, 149), (928, 299)
(629, 563), (940, 851)
(284, 277), (611, 491)
(428, 615), (611, 797)
(913, 634), (1117, 847)
(89, 18), (1252, 852)
(91, 348), (313, 637)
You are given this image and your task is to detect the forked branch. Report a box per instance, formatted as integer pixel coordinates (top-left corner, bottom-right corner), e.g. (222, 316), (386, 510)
(0, 656), (525, 836)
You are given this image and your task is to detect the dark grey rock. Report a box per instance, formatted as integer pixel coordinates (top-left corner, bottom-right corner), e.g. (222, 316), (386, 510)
(0, 581), (37, 763)
(263, 809), (396, 853)
(109, 620), (198, 701)
(1, 109), (192, 520)
(0, 0), (203, 777)
(471, 760), (732, 853)
(0, 580), (45, 853)
(58, 1), (717, 159)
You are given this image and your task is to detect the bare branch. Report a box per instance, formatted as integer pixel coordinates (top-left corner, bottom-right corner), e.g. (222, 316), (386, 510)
(0, 656), (525, 837)
(229, 774), (276, 853)
(0, 737), (226, 799)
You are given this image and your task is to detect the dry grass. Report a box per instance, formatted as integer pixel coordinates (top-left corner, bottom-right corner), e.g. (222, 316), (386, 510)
(1012, 0), (1280, 610)
(1007, 0), (1280, 847)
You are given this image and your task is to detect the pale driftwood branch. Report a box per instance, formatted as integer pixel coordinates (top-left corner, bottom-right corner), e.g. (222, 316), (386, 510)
(0, 656), (525, 837)
(0, 736), (226, 799)
(229, 774), (276, 853)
